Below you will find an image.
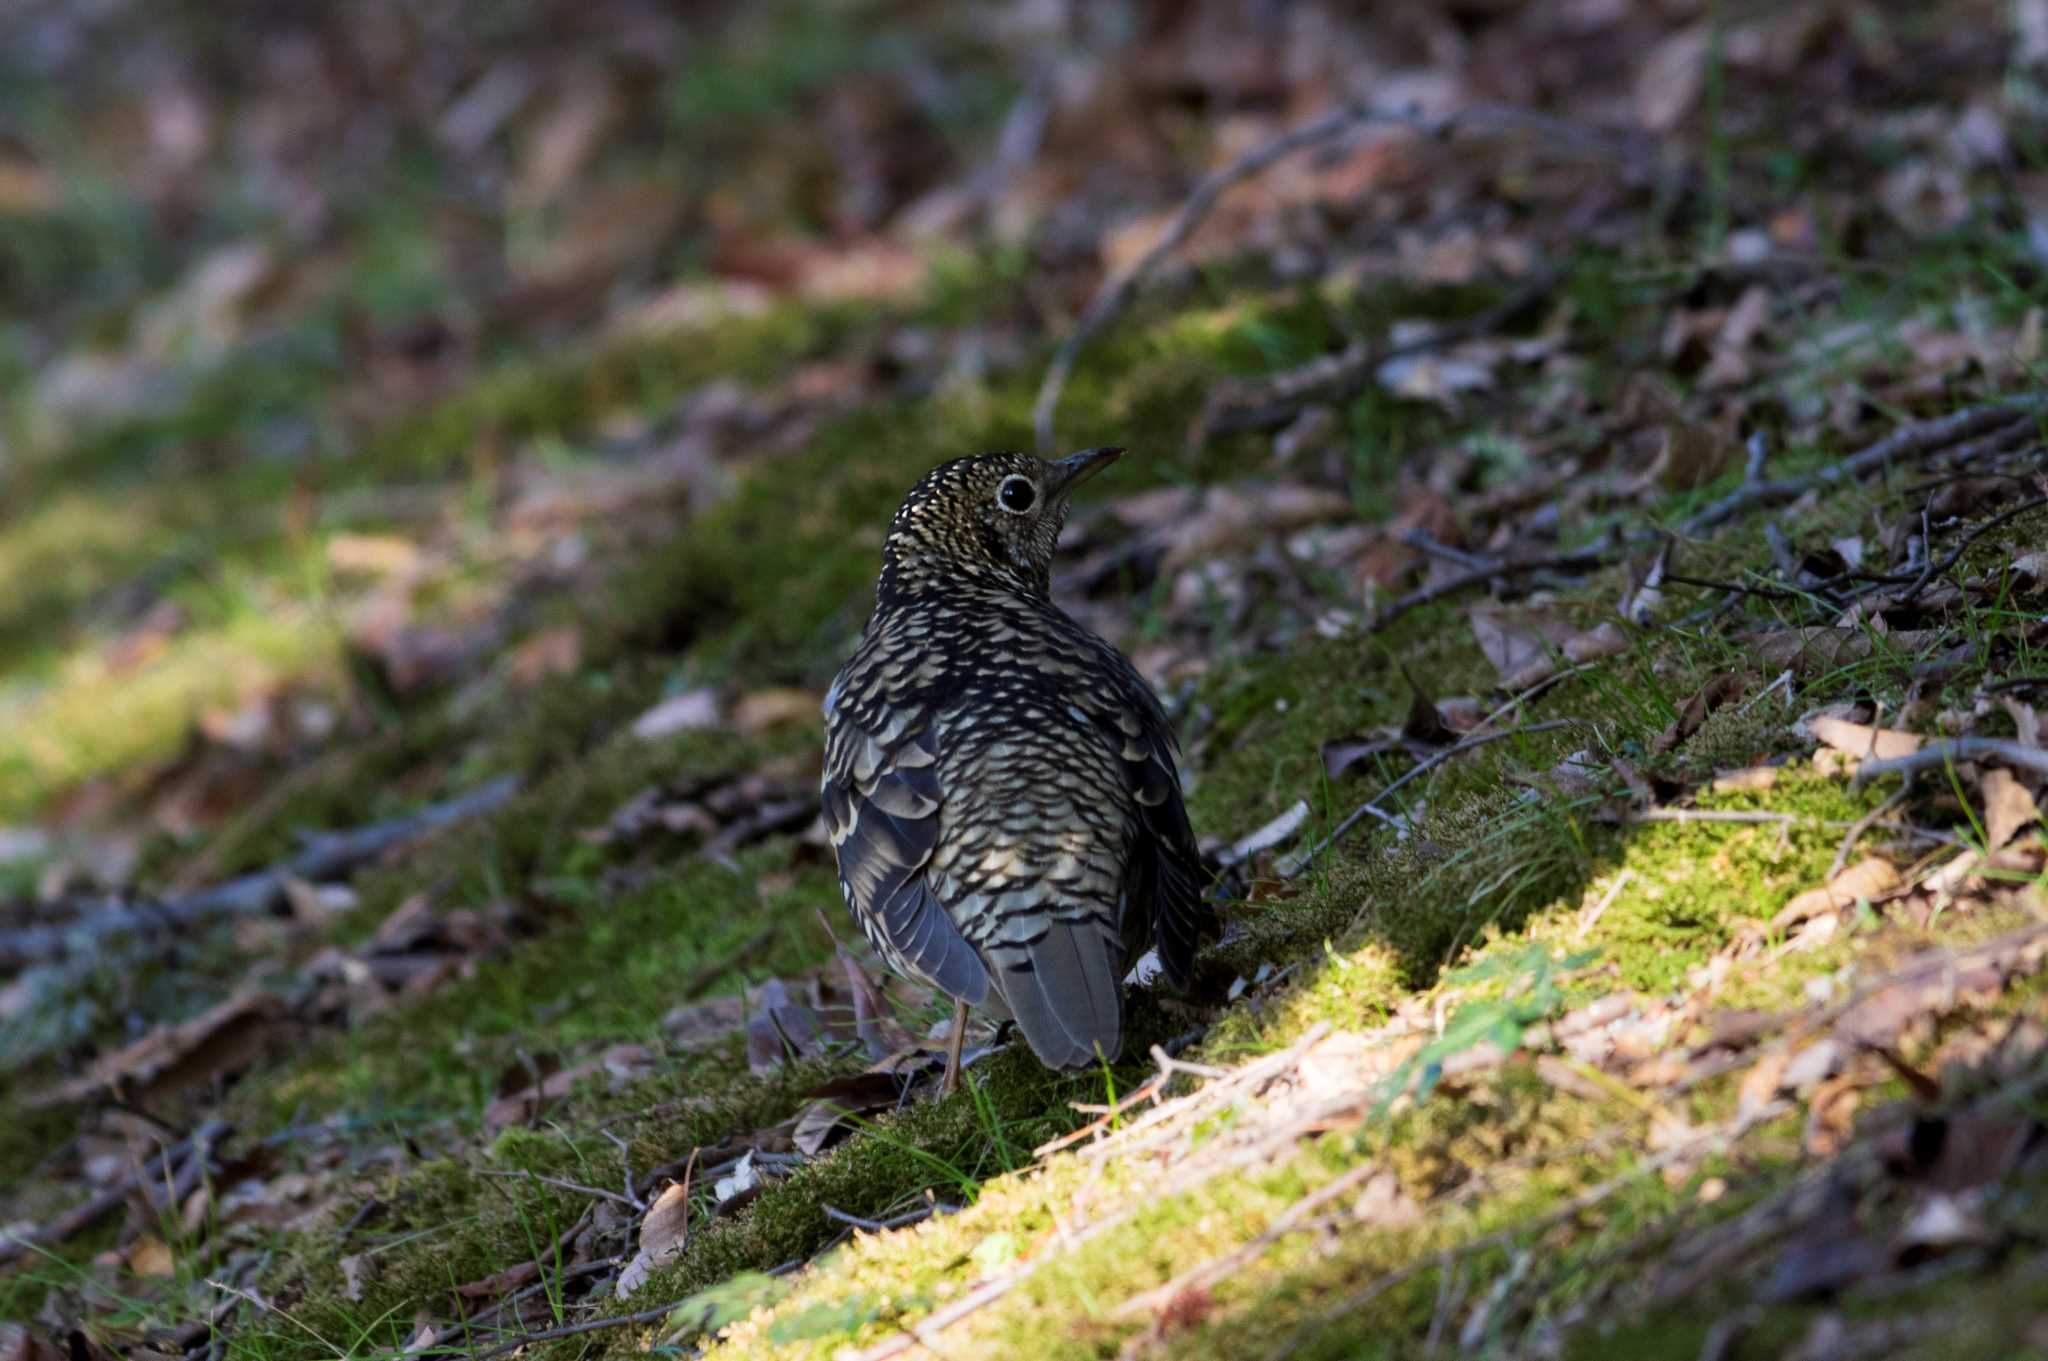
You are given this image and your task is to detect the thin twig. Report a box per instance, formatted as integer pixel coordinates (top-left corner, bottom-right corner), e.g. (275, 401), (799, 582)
(469, 1299), (687, 1361)
(1828, 788), (1909, 880)
(1848, 494), (2048, 589)
(474, 1168), (642, 1210)
(1032, 102), (1637, 452)
(822, 1202), (953, 1234)
(0, 775), (520, 970)
(1680, 400), (2047, 535)
(1363, 547), (1618, 634)
(1284, 721), (1580, 877)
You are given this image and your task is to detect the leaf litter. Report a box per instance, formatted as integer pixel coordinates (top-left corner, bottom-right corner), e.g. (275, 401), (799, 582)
(10, 4), (2048, 1361)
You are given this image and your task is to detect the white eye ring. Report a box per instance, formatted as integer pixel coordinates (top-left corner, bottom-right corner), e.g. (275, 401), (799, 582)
(996, 474), (1038, 514)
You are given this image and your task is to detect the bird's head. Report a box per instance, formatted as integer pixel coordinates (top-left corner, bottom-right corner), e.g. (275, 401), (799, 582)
(879, 447), (1122, 599)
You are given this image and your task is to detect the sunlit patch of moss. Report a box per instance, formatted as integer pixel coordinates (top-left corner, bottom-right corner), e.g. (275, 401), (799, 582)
(0, 605), (338, 820)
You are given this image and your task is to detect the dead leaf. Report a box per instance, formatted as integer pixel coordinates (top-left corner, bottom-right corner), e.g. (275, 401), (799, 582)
(631, 689), (722, 740)
(1636, 23), (1709, 132)
(615, 1179), (693, 1300)
(835, 946), (913, 1061)
(1738, 1048), (1792, 1120)
(792, 1070), (912, 1157)
(127, 1234), (176, 1277)
(1154, 484), (1353, 578)
(1803, 1074), (1860, 1157)
(746, 978), (828, 1073)
(326, 534), (422, 578)
(1981, 768), (2041, 850)
(505, 627), (582, 688)
(1400, 671), (1456, 747)
(1319, 735), (1403, 781)
(664, 993), (752, 1047)
(1469, 607), (1579, 684)
(1772, 858), (1901, 931)
(1735, 628), (1940, 676)
(1810, 715), (1921, 762)
(1656, 672), (1747, 753)
(482, 1046), (648, 1134)
(340, 1252), (373, 1303)
(1651, 419), (1745, 489)
(32, 988), (286, 1107)
(733, 688), (821, 734)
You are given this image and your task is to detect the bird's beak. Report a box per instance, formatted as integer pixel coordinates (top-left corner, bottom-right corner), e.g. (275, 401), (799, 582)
(1044, 446), (1124, 499)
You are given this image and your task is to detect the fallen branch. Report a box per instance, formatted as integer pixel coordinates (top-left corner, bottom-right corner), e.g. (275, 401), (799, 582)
(0, 775), (519, 970)
(1362, 546), (1619, 635)
(1852, 736), (2048, 785)
(1680, 400), (2047, 535)
(0, 1120), (230, 1267)
(468, 1298), (685, 1361)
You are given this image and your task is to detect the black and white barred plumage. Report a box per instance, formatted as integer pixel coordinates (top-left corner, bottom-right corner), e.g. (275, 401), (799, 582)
(821, 448), (1207, 1070)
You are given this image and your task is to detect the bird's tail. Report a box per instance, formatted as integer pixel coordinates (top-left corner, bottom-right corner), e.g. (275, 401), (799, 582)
(994, 919), (1125, 1071)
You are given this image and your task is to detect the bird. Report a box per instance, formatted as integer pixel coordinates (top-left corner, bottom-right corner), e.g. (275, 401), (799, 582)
(821, 446), (1209, 1092)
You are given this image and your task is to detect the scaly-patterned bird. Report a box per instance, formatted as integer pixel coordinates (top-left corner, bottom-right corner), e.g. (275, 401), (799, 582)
(822, 447), (1208, 1092)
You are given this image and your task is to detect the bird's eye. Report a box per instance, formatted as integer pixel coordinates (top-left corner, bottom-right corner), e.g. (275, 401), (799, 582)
(996, 475), (1038, 514)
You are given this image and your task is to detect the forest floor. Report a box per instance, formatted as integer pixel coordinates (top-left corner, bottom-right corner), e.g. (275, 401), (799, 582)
(4, 3), (2048, 1359)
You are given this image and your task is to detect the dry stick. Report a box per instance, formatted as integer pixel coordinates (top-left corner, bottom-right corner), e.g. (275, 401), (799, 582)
(1284, 720), (1580, 878)
(1854, 492), (2048, 590)
(1363, 547), (1618, 635)
(1260, 1103), (1790, 1361)
(1030, 102), (1638, 453)
(474, 1168), (642, 1211)
(0, 774), (520, 970)
(0, 1120), (229, 1267)
(1827, 787), (1909, 881)
(468, 1298), (688, 1361)
(1679, 399), (2048, 535)
(1853, 736), (2048, 784)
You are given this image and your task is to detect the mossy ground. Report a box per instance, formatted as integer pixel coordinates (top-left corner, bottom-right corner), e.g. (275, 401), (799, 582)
(7, 6), (2048, 1358)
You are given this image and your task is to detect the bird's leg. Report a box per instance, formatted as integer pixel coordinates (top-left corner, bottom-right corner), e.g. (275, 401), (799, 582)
(941, 998), (969, 1096)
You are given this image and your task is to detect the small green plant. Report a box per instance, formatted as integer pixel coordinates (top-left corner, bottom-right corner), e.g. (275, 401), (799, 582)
(1375, 943), (1599, 1115)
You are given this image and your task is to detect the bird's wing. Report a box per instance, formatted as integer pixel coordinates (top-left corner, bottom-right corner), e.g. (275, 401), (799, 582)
(822, 713), (991, 1005)
(1109, 676), (1210, 989)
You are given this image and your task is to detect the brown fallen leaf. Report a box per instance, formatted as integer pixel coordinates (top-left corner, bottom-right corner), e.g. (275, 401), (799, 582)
(1735, 628), (1941, 675)
(663, 993), (752, 1048)
(615, 1179), (693, 1299)
(127, 1234), (176, 1277)
(1810, 715), (1921, 763)
(792, 1069), (915, 1157)
(746, 978), (829, 1073)
(733, 688), (821, 734)
(1738, 1047), (1792, 1121)
(504, 626), (583, 688)
(1655, 671), (1747, 754)
(482, 1044), (652, 1134)
(1772, 858), (1901, 932)
(1319, 735), (1406, 781)
(32, 988), (287, 1108)
(1981, 768), (2041, 850)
